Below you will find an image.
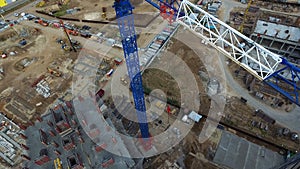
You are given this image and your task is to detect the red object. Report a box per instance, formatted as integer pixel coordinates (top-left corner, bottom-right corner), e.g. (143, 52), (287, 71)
(47, 120), (53, 127)
(72, 119), (77, 125)
(112, 137), (117, 144)
(38, 19), (48, 26)
(166, 105), (171, 114)
(52, 141), (59, 147)
(35, 155), (50, 165)
(88, 128), (100, 138)
(114, 58), (123, 65)
(19, 124), (27, 130)
(54, 150), (61, 155)
(49, 130), (56, 136)
(66, 29), (78, 36)
(138, 134), (153, 151)
(66, 101), (73, 108)
(19, 133), (27, 139)
(160, 4), (174, 23)
(101, 158), (114, 168)
(96, 89), (105, 98)
(63, 122), (71, 128)
(27, 121), (34, 126)
(63, 142), (75, 151)
(55, 126), (62, 133)
(21, 154), (31, 161)
(37, 117), (43, 122)
(53, 23), (60, 28)
(21, 144), (29, 150)
(1, 53), (7, 58)
(31, 75), (45, 87)
(95, 143), (107, 152)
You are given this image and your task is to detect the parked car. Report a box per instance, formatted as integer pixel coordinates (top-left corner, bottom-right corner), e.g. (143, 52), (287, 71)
(80, 32), (92, 38)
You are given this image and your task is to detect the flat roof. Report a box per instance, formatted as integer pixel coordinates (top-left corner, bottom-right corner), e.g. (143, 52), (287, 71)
(214, 131), (285, 169)
(254, 20), (300, 43)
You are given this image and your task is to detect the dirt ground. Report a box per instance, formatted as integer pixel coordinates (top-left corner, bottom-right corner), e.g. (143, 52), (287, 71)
(36, 0), (158, 22)
(142, 37), (208, 108)
(226, 61), (295, 112)
(223, 96), (300, 152)
(0, 24), (77, 124)
(144, 125), (222, 169)
(0, 0), (164, 125)
(142, 34), (221, 169)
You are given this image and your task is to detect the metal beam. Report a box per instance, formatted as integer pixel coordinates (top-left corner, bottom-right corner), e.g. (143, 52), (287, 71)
(145, 0), (300, 105)
(114, 0), (150, 138)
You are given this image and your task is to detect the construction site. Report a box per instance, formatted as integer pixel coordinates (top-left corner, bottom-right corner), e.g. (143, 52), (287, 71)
(0, 0), (299, 169)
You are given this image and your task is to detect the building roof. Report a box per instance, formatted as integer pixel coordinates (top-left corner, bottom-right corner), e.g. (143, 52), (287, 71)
(254, 20), (300, 43)
(214, 131), (285, 169)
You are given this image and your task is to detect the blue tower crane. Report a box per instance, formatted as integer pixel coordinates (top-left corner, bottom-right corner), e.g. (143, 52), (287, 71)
(113, 0), (150, 139)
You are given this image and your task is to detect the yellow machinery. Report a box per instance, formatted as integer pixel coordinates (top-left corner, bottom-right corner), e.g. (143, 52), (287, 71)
(36, 0), (45, 7)
(0, 0), (7, 7)
(47, 67), (62, 77)
(54, 158), (62, 169)
(239, 0), (254, 33)
(102, 7), (107, 19)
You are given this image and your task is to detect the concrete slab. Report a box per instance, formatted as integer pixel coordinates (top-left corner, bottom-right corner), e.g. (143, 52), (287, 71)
(213, 131), (285, 169)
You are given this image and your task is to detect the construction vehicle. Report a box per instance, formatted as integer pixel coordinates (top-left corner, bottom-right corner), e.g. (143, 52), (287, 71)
(66, 29), (78, 36)
(38, 19), (48, 27)
(36, 0), (46, 7)
(102, 7), (107, 19)
(239, 0), (254, 33)
(59, 20), (77, 52)
(61, 44), (71, 51)
(54, 158), (62, 169)
(47, 67), (62, 77)
(0, 0), (7, 7)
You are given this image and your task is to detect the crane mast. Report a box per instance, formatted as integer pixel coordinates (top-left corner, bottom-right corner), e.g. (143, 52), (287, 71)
(113, 0), (150, 139)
